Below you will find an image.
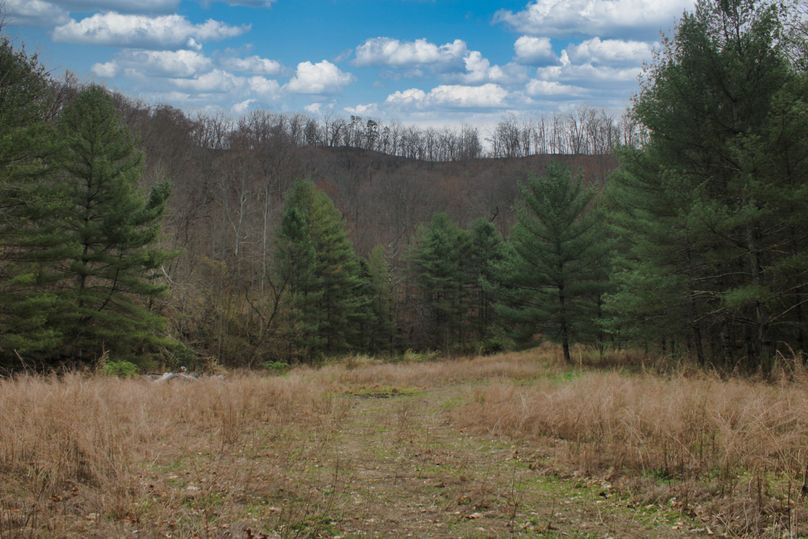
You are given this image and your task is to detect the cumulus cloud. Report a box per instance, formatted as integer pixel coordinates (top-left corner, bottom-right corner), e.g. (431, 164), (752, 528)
(564, 37), (654, 65)
(53, 13), (249, 50)
(494, 0), (694, 37)
(286, 60), (353, 94)
(220, 55), (282, 75)
(385, 88), (427, 106)
(514, 36), (555, 64)
(354, 37), (467, 68)
(386, 84), (509, 109)
(247, 76), (280, 96)
(91, 61), (119, 78)
(169, 69), (244, 93)
(232, 99), (255, 114)
(537, 52), (642, 84)
(55, 0), (179, 12)
(525, 79), (586, 96)
(100, 49), (212, 78)
(304, 102), (322, 114)
(344, 103), (378, 115)
(3, 0), (69, 26)
(166, 69), (280, 99)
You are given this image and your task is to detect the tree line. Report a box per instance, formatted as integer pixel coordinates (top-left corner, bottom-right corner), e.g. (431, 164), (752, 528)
(181, 105), (642, 162)
(1, 0), (805, 372)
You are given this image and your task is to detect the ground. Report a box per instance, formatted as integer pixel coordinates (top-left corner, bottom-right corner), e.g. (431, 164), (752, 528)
(122, 386), (693, 537)
(4, 350), (804, 537)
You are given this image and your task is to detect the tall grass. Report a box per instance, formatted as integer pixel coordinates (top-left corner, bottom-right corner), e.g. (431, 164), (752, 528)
(450, 366), (808, 535)
(0, 372), (343, 535)
(2, 348), (807, 536)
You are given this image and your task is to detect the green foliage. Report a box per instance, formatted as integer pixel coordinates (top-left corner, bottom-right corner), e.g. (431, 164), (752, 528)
(606, 0), (807, 368)
(53, 86), (174, 362)
(0, 38), (63, 361)
(365, 245), (396, 353)
(496, 162), (608, 362)
(262, 360), (290, 375)
(102, 359), (139, 378)
(0, 70), (175, 368)
(412, 213), (470, 352)
(274, 180), (371, 361)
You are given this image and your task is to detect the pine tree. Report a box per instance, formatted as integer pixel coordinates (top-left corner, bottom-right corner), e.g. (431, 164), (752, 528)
(274, 194), (322, 360)
(497, 163), (607, 363)
(0, 38), (63, 362)
(412, 213), (470, 353)
(274, 180), (367, 359)
(607, 0), (807, 367)
(365, 245), (395, 354)
(55, 86), (173, 362)
(466, 218), (504, 348)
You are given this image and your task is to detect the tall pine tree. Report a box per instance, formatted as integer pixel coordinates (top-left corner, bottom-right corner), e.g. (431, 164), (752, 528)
(274, 180), (369, 360)
(55, 86), (173, 363)
(606, 0), (807, 368)
(0, 39), (63, 362)
(497, 163), (608, 363)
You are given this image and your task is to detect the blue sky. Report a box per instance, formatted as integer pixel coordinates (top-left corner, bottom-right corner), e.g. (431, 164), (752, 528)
(4, 0), (695, 128)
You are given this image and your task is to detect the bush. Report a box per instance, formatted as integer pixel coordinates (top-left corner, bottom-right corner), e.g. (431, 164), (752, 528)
(262, 360), (289, 375)
(102, 360), (139, 378)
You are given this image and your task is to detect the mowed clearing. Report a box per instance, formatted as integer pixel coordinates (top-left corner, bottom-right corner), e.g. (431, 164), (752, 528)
(2, 350), (806, 537)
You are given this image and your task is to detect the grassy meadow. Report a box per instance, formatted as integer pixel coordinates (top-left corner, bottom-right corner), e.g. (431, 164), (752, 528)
(1, 348), (807, 538)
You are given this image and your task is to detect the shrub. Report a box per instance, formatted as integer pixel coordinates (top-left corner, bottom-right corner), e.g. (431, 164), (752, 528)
(102, 360), (139, 378)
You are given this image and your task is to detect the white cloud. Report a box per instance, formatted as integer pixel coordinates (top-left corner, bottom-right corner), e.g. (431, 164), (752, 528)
(354, 37), (467, 68)
(232, 99), (255, 114)
(167, 69), (280, 98)
(385, 88), (427, 106)
(386, 84), (509, 109)
(344, 103), (378, 115)
(286, 60), (353, 94)
(91, 61), (119, 78)
(247, 76), (280, 96)
(514, 36), (555, 64)
(169, 69), (244, 93)
(525, 79), (586, 96)
(537, 59), (642, 84)
(304, 102), (322, 114)
(564, 37), (654, 65)
(118, 49), (212, 77)
(52, 13), (249, 50)
(461, 51), (499, 83)
(494, 0), (694, 37)
(221, 55), (282, 75)
(3, 0), (69, 26)
(55, 0), (179, 12)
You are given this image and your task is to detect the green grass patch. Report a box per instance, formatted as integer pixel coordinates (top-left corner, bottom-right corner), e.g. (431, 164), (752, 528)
(347, 385), (422, 398)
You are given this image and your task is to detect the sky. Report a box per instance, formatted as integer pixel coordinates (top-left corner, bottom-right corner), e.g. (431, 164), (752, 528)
(4, 0), (696, 128)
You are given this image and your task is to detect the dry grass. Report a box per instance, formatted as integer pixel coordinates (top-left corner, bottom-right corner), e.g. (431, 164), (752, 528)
(450, 364), (808, 536)
(1, 348), (807, 537)
(0, 372), (346, 537)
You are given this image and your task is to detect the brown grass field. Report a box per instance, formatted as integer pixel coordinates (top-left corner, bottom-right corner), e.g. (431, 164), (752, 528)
(1, 348), (807, 538)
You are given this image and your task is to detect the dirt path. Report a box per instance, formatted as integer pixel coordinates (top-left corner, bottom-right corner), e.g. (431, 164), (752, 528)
(252, 387), (693, 538)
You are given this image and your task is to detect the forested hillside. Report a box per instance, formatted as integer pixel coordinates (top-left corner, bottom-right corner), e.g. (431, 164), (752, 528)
(1, 0), (805, 372)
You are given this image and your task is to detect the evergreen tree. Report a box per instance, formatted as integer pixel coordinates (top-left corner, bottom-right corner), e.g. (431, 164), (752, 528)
(0, 38), (62, 361)
(466, 218), (504, 347)
(607, 0), (807, 367)
(274, 194), (322, 359)
(365, 244), (395, 354)
(55, 86), (173, 362)
(274, 180), (368, 360)
(497, 163), (607, 363)
(412, 213), (470, 352)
